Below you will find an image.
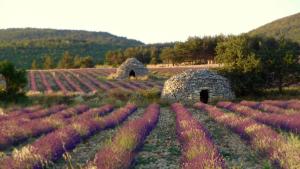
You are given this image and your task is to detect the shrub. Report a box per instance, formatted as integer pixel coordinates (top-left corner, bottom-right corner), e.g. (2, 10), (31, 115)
(138, 87), (161, 100)
(0, 61), (27, 99)
(107, 88), (131, 100)
(129, 87), (161, 105)
(215, 35), (300, 96)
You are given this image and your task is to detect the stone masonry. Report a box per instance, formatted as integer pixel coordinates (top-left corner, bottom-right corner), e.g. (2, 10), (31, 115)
(113, 58), (149, 79)
(161, 69), (235, 103)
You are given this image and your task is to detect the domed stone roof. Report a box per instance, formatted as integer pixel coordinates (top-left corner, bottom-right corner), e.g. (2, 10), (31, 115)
(166, 69), (228, 85)
(113, 58), (149, 79)
(161, 69), (235, 103)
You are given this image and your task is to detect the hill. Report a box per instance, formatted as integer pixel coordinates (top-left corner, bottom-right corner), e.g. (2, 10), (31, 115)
(249, 12), (300, 44)
(0, 28), (143, 69)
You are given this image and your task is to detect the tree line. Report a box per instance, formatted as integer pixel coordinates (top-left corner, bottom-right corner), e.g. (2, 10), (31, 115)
(215, 34), (300, 95)
(104, 36), (222, 65)
(31, 52), (94, 69)
(0, 39), (134, 69)
(105, 34), (300, 96)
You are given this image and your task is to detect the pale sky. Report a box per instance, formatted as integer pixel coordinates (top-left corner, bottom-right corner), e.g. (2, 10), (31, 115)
(0, 0), (299, 43)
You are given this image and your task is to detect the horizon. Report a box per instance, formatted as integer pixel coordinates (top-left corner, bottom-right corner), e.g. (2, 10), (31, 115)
(1, 0), (300, 44)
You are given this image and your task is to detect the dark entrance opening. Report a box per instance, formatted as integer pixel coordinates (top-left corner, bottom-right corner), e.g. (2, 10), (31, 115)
(129, 70), (136, 77)
(200, 89), (209, 103)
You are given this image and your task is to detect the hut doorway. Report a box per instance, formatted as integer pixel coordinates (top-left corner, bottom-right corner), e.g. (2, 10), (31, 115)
(129, 70), (136, 77)
(200, 89), (209, 103)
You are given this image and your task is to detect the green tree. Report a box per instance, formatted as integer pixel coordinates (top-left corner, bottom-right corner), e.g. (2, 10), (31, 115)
(175, 38), (202, 63)
(31, 59), (38, 70)
(215, 35), (265, 96)
(259, 36), (300, 92)
(216, 35), (261, 72)
(0, 61), (27, 96)
(104, 50), (125, 66)
(123, 47), (151, 64)
(80, 56), (94, 68)
(150, 47), (160, 64)
(216, 34), (300, 95)
(43, 55), (54, 69)
(57, 52), (74, 69)
(124, 47), (140, 59)
(173, 36), (219, 64)
(103, 36), (223, 66)
(160, 47), (177, 65)
(74, 56), (94, 68)
(104, 51), (114, 65)
(73, 56), (82, 68)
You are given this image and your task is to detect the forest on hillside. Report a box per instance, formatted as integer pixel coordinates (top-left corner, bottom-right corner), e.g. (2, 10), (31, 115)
(0, 28), (143, 68)
(249, 12), (300, 44)
(104, 36), (220, 66)
(1, 14), (300, 70)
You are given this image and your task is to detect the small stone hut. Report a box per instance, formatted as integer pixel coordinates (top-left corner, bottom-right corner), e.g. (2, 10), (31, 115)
(113, 58), (149, 79)
(161, 69), (235, 103)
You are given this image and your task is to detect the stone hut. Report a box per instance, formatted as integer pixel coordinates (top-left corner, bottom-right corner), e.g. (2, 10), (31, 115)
(113, 58), (149, 79)
(161, 69), (235, 103)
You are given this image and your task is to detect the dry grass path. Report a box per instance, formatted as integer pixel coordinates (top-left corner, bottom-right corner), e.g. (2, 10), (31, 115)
(189, 108), (271, 168)
(48, 109), (145, 169)
(133, 107), (181, 169)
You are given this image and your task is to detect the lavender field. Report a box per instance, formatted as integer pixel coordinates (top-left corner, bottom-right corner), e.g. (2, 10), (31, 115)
(26, 67), (211, 96)
(1, 0), (300, 168)
(0, 99), (299, 169)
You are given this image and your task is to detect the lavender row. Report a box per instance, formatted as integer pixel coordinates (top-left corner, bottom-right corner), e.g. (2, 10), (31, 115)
(29, 69), (161, 94)
(86, 70), (119, 89)
(0, 104), (135, 169)
(0, 104), (66, 123)
(0, 105), (42, 121)
(86, 104), (160, 169)
(262, 99), (300, 110)
(73, 70), (143, 93)
(217, 101), (300, 134)
(50, 72), (69, 93)
(39, 71), (53, 93)
(171, 103), (225, 169)
(29, 71), (38, 91)
(0, 105), (89, 149)
(67, 71), (98, 93)
(7, 105), (42, 113)
(60, 71), (85, 93)
(0, 105), (66, 133)
(194, 102), (300, 169)
(65, 105), (113, 123)
(88, 70), (143, 91)
(240, 100), (299, 114)
(75, 70), (111, 91)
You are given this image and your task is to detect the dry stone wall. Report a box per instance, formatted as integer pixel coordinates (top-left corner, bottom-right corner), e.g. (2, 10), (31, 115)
(112, 58), (149, 79)
(161, 69), (235, 103)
